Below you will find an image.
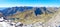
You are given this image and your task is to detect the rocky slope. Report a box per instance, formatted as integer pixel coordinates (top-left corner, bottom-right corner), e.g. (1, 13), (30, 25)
(0, 7), (59, 24)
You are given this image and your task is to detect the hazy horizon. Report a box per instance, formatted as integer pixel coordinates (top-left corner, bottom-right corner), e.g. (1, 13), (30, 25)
(0, 0), (60, 7)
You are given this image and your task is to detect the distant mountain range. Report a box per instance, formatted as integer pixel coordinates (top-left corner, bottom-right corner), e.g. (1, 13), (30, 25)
(0, 6), (59, 20)
(0, 6), (33, 16)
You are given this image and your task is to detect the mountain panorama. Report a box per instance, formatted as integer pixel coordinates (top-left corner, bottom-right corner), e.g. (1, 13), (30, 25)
(0, 7), (58, 16)
(0, 6), (59, 19)
(0, 6), (59, 24)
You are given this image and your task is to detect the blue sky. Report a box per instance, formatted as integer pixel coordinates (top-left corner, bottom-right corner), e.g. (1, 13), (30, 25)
(0, 0), (60, 7)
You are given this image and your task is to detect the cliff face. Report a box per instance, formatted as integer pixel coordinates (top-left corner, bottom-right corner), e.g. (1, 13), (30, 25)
(0, 7), (59, 24)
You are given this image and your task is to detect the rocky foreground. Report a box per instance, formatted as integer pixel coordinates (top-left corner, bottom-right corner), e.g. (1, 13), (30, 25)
(0, 17), (44, 27)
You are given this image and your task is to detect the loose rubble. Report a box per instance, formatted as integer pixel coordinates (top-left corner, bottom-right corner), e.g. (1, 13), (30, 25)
(0, 17), (45, 27)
